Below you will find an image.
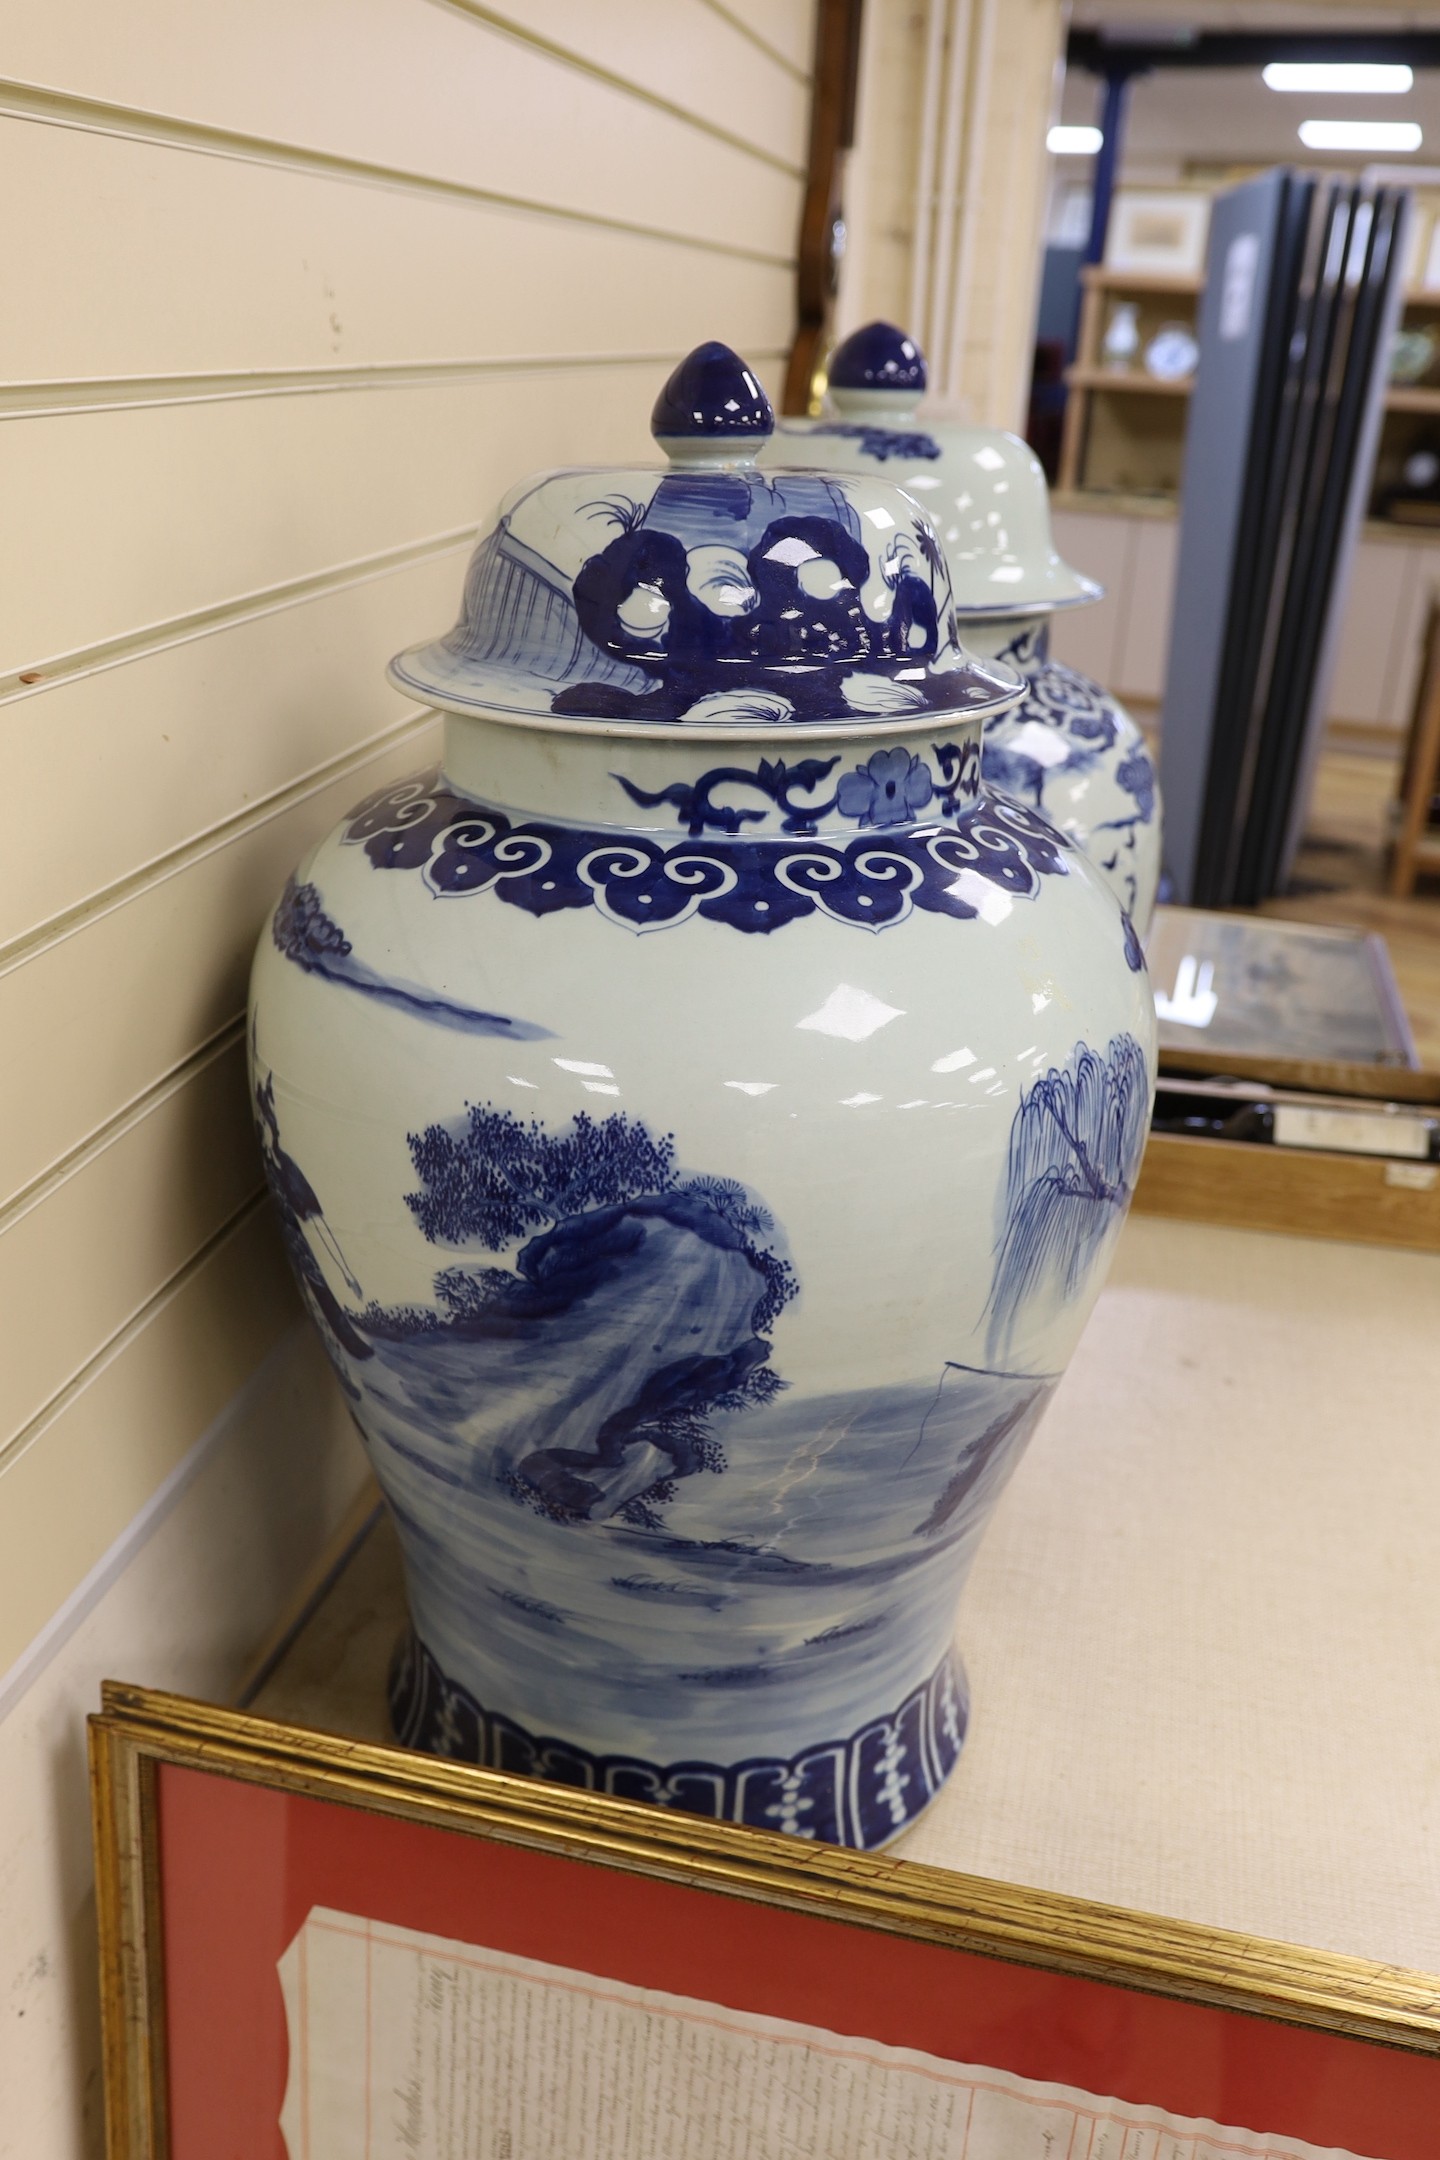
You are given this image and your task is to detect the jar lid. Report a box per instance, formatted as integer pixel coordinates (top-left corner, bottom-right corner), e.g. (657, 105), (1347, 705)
(828, 320), (927, 398)
(388, 342), (1022, 732)
(767, 322), (1102, 617)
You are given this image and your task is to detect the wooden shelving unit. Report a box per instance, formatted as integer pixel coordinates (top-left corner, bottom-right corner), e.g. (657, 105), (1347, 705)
(1060, 268), (1440, 514)
(1358, 289), (1440, 521)
(1384, 383), (1440, 415)
(1071, 268), (1201, 296)
(1065, 367), (1194, 397)
(1058, 264), (1202, 499)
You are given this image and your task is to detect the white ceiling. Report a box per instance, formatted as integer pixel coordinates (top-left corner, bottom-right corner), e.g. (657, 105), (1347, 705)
(1071, 3), (1440, 26)
(1060, 32), (1440, 175)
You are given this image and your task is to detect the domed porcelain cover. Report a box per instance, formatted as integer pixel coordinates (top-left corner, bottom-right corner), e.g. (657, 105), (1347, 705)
(389, 341), (1022, 732)
(769, 322), (1101, 617)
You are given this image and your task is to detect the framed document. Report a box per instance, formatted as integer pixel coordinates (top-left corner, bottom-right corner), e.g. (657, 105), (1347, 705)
(1104, 189), (1211, 279)
(92, 1682), (1440, 2159)
(1148, 909), (1418, 1071)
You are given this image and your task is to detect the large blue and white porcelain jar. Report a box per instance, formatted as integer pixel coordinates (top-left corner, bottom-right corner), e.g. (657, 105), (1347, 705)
(768, 323), (1162, 934)
(250, 344), (1155, 1849)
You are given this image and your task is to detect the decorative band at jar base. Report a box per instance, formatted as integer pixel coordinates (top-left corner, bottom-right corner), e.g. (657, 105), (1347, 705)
(388, 1631), (968, 1851)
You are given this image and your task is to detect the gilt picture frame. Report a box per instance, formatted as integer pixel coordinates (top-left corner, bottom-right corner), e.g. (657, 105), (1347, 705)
(91, 1681), (1440, 2159)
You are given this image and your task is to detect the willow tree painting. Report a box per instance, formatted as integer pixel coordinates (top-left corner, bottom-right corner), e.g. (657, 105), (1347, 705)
(987, 1034), (1149, 1366)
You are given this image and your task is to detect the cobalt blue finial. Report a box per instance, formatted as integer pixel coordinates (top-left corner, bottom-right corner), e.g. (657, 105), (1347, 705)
(829, 321), (927, 393)
(651, 341), (775, 441)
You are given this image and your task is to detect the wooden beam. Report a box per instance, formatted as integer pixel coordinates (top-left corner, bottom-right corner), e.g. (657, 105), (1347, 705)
(784, 0), (864, 414)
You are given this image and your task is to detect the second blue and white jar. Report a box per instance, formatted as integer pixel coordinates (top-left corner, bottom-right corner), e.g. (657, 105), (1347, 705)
(767, 322), (1162, 934)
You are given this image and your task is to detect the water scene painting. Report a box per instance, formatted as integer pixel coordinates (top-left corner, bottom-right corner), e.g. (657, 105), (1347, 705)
(254, 1028), (1146, 1849)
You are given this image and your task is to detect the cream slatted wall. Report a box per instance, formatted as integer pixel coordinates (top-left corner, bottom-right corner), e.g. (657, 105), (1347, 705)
(0, 7), (814, 2147)
(840, 0), (1062, 431)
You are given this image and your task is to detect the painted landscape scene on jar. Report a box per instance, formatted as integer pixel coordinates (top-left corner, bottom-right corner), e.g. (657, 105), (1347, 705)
(253, 1016), (1148, 1848)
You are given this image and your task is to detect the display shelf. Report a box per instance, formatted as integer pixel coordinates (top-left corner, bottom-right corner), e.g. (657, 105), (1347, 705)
(1370, 392), (1440, 524)
(1051, 485), (1178, 520)
(1080, 264), (1202, 296)
(244, 1212), (1440, 1975)
(1059, 265), (1201, 495)
(1062, 262), (1440, 508)
(1065, 366), (1194, 397)
(1364, 287), (1440, 519)
(1360, 514), (1440, 543)
(1061, 379), (1191, 495)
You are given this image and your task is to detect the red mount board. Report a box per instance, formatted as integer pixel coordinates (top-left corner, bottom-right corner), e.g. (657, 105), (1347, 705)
(158, 1762), (1440, 2160)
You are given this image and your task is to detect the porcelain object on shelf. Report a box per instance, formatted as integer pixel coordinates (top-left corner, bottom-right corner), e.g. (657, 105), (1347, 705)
(250, 343), (1155, 1851)
(766, 321), (1163, 933)
(1102, 300), (1143, 371)
(1143, 321), (1199, 383)
(1389, 325), (1438, 387)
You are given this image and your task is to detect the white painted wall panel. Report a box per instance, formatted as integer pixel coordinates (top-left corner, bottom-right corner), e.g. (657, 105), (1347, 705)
(0, 548), (465, 951)
(0, 20), (813, 2112)
(1380, 543), (1433, 735)
(0, 1205), (301, 1679)
(0, 1325), (368, 2160)
(1114, 512), (1177, 703)
(0, 2), (801, 256)
(471, 0), (811, 159)
(707, 0), (815, 75)
(1, 361), (797, 674)
(1050, 514), (1431, 730)
(0, 723), (439, 1207)
(1328, 539), (1413, 729)
(0, 122), (793, 390)
(1047, 510), (1134, 687)
(0, 1034), (258, 1452)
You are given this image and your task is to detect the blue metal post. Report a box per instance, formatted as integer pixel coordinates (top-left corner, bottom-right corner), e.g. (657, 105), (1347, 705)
(1084, 68), (1133, 267)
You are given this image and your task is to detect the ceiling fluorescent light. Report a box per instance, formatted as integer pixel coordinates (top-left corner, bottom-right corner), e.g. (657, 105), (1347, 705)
(1264, 62), (1413, 95)
(1048, 125), (1103, 155)
(1299, 119), (1422, 152)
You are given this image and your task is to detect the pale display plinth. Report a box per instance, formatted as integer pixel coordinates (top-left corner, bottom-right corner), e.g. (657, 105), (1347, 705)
(253, 1213), (1440, 1975)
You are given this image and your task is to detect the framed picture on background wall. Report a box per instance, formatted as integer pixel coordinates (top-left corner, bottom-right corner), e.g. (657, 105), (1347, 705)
(1105, 188), (1212, 279)
(92, 1682), (1440, 2159)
